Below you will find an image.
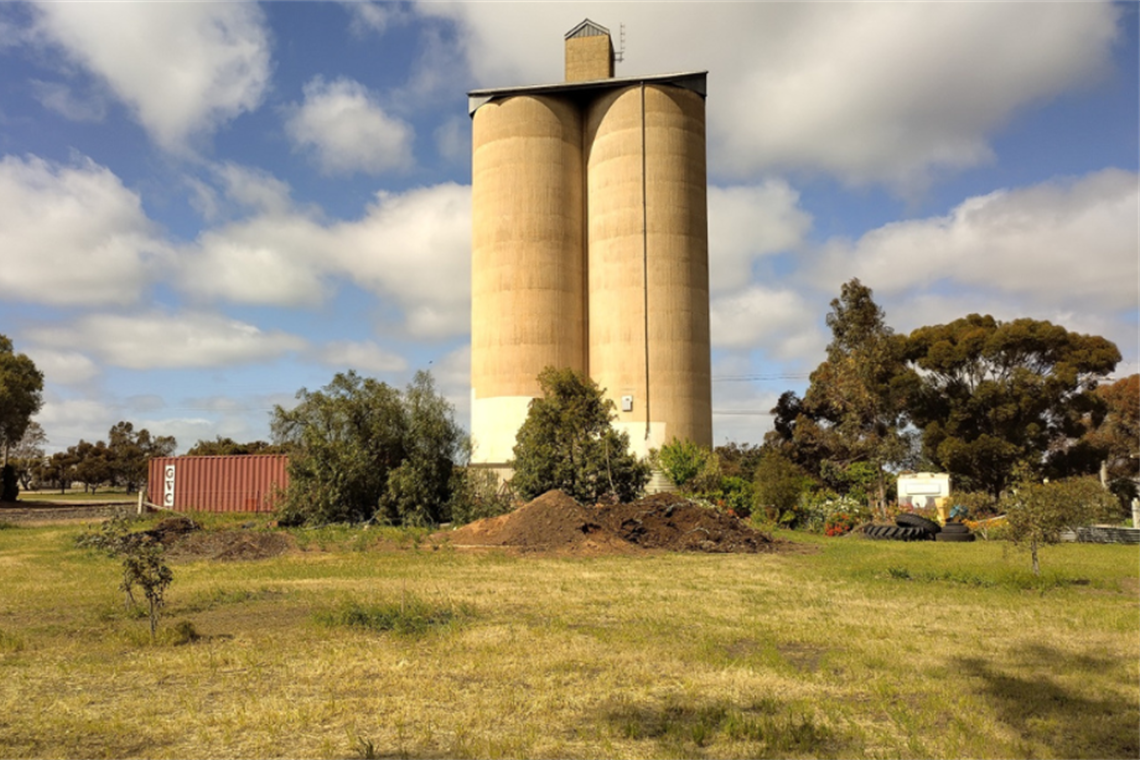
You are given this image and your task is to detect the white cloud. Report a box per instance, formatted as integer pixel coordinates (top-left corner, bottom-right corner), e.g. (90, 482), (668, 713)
(419, 2), (1120, 188)
(343, 2), (410, 37)
(315, 340), (408, 374)
(708, 182), (811, 292)
(0, 155), (168, 306)
(35, 397), (116, 452)
(710, 286), (826, 361)
(180, 215), (332, 307)
(813, 168), (1139, 313)
(214, 162), (292, 216)
(30, 80), (106, 122)
(31, 2), (270, 152)
(285, 77), (414, 175)
(21, 348), (100, 386)
(28, 312), (307, 370)
(181, 182), (472, 339)
(335, 183), (472, 337)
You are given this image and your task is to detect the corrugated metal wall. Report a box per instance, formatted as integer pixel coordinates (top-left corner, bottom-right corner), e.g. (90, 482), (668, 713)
(146, 455), (290, 513)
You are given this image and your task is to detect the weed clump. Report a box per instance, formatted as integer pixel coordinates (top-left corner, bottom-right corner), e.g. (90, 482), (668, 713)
(315, 594), (470, 637)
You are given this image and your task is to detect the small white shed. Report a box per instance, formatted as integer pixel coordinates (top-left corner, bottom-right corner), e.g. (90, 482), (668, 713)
(897, 472), (951, 514)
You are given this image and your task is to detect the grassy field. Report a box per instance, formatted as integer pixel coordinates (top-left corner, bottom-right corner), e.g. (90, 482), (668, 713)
(0, 515), (1136, 759)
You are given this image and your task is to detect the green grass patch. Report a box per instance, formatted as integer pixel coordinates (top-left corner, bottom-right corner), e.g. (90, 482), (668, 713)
(314, 594), (471, 637)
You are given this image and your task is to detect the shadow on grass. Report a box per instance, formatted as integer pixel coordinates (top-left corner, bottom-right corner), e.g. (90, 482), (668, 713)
(959, 643), (1139, 759)
(600, 695), (857, 758)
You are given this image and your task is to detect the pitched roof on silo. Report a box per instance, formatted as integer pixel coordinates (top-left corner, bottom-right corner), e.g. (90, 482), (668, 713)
(467, 70), (707, 116)
(565, 19), (610, 39)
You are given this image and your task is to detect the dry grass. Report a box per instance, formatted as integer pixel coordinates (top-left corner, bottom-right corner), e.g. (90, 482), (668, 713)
(0, 518), (1136, 759)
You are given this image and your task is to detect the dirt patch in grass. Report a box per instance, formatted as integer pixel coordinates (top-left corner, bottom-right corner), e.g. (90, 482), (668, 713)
(437, 490), (779, 555)
(165, 529), (293, 562)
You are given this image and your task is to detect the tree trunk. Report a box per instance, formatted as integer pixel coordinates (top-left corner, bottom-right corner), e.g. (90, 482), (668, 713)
(1031, 538), (1040, 576)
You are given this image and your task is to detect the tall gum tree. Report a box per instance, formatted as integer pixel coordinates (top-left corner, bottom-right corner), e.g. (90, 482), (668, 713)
(903, 314), (1120, 496)
(795, 279), (915, 514)
(0, 335), (44, 466)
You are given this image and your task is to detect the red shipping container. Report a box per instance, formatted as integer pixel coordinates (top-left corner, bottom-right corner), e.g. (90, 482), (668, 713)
(147, 455), (290, 513)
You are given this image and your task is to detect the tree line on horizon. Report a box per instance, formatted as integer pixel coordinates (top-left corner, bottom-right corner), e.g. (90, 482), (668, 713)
(2, 277), (1136, 522)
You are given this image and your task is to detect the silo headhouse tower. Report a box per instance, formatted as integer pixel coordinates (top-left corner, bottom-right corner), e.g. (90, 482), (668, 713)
(469, 19), (712, 470)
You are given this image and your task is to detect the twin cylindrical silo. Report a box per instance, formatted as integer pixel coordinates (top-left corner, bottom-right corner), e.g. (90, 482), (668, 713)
(471, 77), (711, 465)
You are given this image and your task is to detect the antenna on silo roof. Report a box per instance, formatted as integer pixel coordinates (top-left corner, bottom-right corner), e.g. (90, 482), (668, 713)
(615, 23), (626, 63)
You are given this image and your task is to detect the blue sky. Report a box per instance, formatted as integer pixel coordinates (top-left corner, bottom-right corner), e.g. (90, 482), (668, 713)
(1, 1), (1136, 454)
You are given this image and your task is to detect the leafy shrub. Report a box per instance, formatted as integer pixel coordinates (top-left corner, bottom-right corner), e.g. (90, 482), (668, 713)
(717, 475), (753, 518)
(949, 490), (1000, 520)
(274, 370), (466, 527)
(448, 467), (515, 525)
(825, 512), (859, 536)
(656, 438), (710, 491)
(752, 449), (817, 520)
(510, 367), (650, 504)
(75, 514), (134, 556)
(795, 491), (867, 533)
(120, 538), (173, 638)
(1000, 476), (1119, 575)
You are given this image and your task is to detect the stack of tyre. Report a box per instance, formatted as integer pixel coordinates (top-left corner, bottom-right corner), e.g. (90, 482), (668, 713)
(863, 514), (975, 542)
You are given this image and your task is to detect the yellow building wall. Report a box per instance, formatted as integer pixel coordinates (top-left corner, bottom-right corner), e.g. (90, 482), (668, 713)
(565, 35), (613, 82)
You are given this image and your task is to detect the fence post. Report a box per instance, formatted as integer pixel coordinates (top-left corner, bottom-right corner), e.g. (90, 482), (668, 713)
(138, 489), (144, 516)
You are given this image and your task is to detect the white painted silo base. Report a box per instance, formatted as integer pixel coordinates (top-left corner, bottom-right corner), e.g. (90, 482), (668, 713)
(470, 392), (535, 466)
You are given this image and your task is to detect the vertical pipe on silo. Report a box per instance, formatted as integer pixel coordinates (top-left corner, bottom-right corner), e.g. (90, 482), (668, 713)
(470, 95), (586, 464)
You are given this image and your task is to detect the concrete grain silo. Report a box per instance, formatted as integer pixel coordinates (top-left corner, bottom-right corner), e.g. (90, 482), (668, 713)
(469, 19), (711, 470)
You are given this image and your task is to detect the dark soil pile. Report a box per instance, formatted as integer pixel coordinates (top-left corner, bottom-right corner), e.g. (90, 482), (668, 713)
(166, 529), (292, 562)
(439, 490), (635, 554)
(437, 490), (776, 555)
(596, 492), (777, 553)
(143, 515), (201, 546)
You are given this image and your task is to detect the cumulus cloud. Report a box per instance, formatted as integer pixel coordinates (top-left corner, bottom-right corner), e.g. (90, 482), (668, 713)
(213, 162), (293, 216)
(708, 181), (811, 292)
(35, 397), (118, 452)
(21, 348), (100, 387)
(180, 214), (332, 307)
(334, 183), (472, 337)
(812, 168), (1139, 313)
(315, 340), (408, 374)
(28, 312), (307, 370)
(0, 155), (169, 306)
(285, 77), (414, 175)
(179, 182), (472, 339)
(419, 2), (1120, 188)
(710, 286), (827, 360)
(31, 2), (270, 153)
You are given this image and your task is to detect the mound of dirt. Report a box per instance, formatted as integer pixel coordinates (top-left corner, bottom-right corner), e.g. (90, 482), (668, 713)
(144, 515), (201, 546)
(437, 490), (776, 555)
(439, 490), (635, 554)
(166, 530), (292, 562)
(597, 492), (777, 553)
